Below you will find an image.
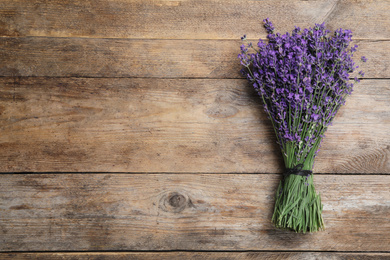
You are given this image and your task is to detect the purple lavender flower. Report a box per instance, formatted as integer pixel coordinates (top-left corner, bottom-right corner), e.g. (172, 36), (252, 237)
(263, 18), (275, 34)
(354, 76), (360, 83)
(239, 19), (365, 170)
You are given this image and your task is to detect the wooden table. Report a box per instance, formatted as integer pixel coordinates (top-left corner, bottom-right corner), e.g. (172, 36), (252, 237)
(1, 1), (389, 259)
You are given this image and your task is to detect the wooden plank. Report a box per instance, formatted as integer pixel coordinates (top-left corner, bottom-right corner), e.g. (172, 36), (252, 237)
(1, 174), (389, 251)
(0, 77), (388, 173)
(2, 252), (390, 259)
(0, 37), (385, 78)
(0, 0), (389, 40)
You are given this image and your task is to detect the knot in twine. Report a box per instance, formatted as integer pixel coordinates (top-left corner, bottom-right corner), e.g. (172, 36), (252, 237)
(283, 164), (312, 181)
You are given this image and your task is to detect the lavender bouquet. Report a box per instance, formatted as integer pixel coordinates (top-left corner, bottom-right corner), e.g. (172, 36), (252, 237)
(239, 19), (366, 233)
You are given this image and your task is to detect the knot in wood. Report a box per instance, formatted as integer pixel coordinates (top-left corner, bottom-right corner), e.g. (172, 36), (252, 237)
(159, 192), (192, 213)
(168, 194), (186, 208)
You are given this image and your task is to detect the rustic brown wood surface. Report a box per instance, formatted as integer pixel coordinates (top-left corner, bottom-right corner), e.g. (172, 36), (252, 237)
(1, 0), (390, 257)
(0, 38), (386, 78)
(0, 0), (389, 40)
(2, 252), (390, 260)
(1, 174), (390, 251)
(0, 77), (388, 173)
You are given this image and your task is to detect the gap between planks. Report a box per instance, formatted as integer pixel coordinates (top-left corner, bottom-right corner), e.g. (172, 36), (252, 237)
(1, 172), (390, 175)
(1, 252), (390, 260)
(1, 35), (390, 41)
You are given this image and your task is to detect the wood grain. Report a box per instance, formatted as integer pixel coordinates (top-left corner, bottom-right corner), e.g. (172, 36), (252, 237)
(0, 37), (385, 78)
(0, 77), (388, 173)
(1, 0), (389, 256)
(2, 252), (390, 260)
(1, 174), (389, 251)
(0, 0), (389, 40)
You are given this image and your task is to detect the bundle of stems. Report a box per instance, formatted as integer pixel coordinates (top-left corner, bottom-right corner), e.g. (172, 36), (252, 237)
(239, 19), (366, 232)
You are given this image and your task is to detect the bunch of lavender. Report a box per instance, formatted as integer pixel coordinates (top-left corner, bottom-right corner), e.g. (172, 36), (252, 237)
(239, 19), (366, 233)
